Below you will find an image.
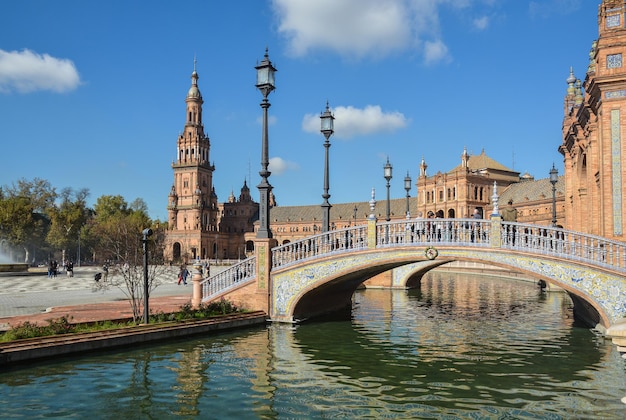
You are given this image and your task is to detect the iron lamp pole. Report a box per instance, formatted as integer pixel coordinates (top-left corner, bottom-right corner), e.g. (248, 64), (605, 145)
(404, 171), (411, 219)
(320, 102), (334, 232)
(255, 48), (277, 239)
(384, 158), (393, 222)
(142, 228), (153, 324)
(549, 164), (558, 227)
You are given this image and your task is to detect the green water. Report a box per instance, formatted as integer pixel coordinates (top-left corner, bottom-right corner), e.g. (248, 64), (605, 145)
(1, 272), (626, 419)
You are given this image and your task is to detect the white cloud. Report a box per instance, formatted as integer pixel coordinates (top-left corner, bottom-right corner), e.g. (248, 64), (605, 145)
(423, 40), (450, 65)
(272, 0), (410, 59)
(269, 156), (299, 175)
(302, 105), (409, 139)
(271, 0), (452, 63)
(473, 16), (489, 30)
(0, 49), (81, 94)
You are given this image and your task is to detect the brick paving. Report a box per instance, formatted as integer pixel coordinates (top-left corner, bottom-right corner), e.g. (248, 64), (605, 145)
(0, 265), (210, 330)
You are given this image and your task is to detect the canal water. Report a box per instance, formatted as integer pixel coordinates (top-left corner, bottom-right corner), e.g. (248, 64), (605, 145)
(2, 272), (626, 419)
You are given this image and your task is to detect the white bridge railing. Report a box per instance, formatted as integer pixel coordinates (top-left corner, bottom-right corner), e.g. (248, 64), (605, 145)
(500, 222), (626, 270)
(200, 257), (256, 301)
(200, 218), (626, 302)
(272, 225), (368, 268)
(376, 218), (492, 247)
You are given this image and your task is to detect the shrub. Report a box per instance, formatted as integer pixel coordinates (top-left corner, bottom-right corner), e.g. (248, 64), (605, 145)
(0, 299), (243, 342)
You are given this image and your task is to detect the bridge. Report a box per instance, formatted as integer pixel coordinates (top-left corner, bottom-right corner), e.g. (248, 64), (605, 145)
(190, 215), (626, 331)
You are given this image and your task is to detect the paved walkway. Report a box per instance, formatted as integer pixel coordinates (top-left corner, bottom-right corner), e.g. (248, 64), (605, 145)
(0, 265), (220, 330)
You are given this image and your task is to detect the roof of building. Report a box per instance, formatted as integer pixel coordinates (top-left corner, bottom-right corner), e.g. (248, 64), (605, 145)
(268, 197), (418, 224)
(449, 149), (518, 174)
(499, 175), (564, 205)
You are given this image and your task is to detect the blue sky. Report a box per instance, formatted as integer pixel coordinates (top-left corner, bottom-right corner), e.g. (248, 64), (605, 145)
(0, 0), (598, 221)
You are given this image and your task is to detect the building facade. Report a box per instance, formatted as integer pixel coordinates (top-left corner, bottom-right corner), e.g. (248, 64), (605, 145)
(242, 147), (565, 247)
(164, 64), (258, 263)
(560, 0), (626, 240)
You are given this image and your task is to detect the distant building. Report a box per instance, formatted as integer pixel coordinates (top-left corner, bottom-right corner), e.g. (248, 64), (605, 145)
(241, 148), (566, 247)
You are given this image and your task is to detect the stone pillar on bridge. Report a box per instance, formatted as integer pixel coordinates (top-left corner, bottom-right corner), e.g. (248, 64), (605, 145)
(367, 187), (377, 249)
(255, 238), (278, 315)
(191, 261), (203, 309)
(490, 181), (502, 248)
(490, 215), (502, 248)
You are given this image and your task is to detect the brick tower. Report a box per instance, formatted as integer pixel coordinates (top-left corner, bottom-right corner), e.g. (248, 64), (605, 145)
(165, 60), (219, 262)
(560, 0), (626, 239)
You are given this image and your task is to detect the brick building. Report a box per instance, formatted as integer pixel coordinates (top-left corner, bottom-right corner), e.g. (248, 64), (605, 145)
(560, 0), (626, 240)
(164, 63), (258, 262)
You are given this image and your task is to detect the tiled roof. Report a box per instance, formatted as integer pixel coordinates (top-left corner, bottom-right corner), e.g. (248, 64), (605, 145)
(449, 149), (517, 174)
(499, 176), (564, 204)
(268, 197), (418, 224)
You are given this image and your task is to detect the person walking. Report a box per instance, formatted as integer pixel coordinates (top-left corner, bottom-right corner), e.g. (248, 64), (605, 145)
(66, 260), (74, 278)
(177, 265), (189, 285)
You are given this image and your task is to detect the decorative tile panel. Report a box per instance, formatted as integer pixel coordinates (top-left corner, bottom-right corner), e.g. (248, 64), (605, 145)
(605, 90), (626, 99)
(611, 110), (623, 235)
(607, 53), (623, 69)
(607, 13), (621, 28)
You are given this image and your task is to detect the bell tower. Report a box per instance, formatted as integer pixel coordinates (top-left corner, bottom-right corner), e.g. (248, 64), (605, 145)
(165, 60), (219, 262)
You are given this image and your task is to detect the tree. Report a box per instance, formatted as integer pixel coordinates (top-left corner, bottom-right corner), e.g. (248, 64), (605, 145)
(0, 195), (46, 263)
(89, 194), (166, 323)
(7, 177), (57, 213)
(0, 178), (57, 263)
(46, 188), (90, 264)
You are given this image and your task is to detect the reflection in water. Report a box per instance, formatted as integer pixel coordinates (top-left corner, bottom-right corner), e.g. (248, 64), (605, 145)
(1, 273), (626, 418)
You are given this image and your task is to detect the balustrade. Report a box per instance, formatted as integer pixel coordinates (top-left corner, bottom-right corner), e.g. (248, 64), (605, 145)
(198, 218), (626, 303)
(200, 257), (256, 298)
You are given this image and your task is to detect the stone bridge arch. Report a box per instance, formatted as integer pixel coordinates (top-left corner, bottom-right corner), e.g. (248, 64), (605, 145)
(271, 247), (623, 329)
(199, 218), (626, 331)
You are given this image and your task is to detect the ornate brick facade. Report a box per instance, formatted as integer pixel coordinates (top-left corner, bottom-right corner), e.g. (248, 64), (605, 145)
(164, 63), (258, 263)
(560, 0), (626, 240)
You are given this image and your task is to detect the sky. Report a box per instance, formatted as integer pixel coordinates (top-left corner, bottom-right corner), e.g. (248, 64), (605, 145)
(0, 0), (599, 221)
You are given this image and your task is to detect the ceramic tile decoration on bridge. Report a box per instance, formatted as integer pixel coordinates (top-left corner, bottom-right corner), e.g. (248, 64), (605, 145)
(193, 203), (626, 332)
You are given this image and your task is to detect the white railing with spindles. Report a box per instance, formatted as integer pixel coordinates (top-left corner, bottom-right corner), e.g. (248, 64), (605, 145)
(200, 257), (256, 300)
(200, 218), (626, 302)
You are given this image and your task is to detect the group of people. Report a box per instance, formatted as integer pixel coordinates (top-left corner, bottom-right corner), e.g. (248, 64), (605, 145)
(176, 261), (211, 285)
(47, 260), (74, 278)
(177, 265), (189, 285)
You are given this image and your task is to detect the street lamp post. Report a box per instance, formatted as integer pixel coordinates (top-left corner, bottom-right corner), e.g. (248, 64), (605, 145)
(353, 205), (358, 226)
(384, 158), (393, 222)
(320, 102), (334, 232)
(549, 164), (558, 227)
(404, 171), (411, 219)
(255, 48), (277, 239)
(142, 228), (153, 324)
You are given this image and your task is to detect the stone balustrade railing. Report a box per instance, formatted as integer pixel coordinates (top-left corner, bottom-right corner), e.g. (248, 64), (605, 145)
(198, 217), (626, 303)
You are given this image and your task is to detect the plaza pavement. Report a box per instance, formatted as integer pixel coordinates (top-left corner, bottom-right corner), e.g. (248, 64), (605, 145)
(0, 265), (223, 330)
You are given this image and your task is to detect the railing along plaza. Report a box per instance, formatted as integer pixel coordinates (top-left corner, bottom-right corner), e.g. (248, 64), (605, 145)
(200, 218), (626, 301)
